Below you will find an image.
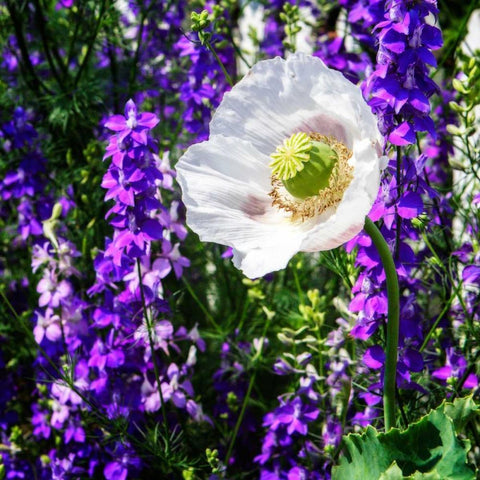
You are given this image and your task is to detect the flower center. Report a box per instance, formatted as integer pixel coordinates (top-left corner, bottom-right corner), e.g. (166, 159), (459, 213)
(268, 132), (354, 222)
(269, 132), (338, 199)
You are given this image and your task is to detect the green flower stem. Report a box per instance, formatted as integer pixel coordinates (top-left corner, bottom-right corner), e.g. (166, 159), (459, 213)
(224, 309), (273, 467)
(203, 38), (234, 87)
(363, 217), (400, 431)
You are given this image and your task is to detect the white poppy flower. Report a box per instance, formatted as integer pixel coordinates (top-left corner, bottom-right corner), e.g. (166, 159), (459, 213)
(176, 54), (384, 279)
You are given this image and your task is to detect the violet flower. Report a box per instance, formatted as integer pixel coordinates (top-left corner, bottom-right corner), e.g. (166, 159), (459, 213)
(104, 99), (159, 145)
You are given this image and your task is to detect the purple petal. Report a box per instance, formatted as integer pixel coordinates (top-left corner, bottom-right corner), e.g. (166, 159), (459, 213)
(403, 349), (424, 372)
(104, 115), (127, 132)
(389, 121), (415, 145)
(464, 374), (479, 389)
(432, 366), (452, 380)
(137, 112), (159, 130)
(141, 219), (164, 240)
(462, 265), (480, 285)
(397, 192), (423, 219)
(124, 99), (137, 118)
(409, 90), (430, 114)
(363, 345), (385, 369)
(421, 25), (443, 50)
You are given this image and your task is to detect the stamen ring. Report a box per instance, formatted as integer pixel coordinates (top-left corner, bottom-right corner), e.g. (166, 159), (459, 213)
(268, 133), (354, 222)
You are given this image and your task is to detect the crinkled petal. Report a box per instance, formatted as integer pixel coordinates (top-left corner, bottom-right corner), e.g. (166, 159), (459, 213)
(176, 135), (309, 278)
(210, 54), (382, 156)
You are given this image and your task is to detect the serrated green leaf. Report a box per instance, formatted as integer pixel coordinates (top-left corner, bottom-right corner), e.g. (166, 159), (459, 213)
(333, 426), (390, 480)
(333, 407), (475, 480)
(379, 462), (443, 480)
(444, 396), (479, 433)
(409, 469), (442, 479)
(379, 462), (404, 480)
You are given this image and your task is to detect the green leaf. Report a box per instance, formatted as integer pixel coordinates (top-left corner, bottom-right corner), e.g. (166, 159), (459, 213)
(444, 396), (479, 433)
(409, 470), (442, 480)
(332, 406), (475, 480)
(333, 426), (390, 480)
(379, 462), (404, 480)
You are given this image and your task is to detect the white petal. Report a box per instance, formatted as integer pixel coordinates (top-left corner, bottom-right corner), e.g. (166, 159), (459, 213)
(231, 244), (299, 279)
(176, 135), (309, 278)
(177, 55), (385, 278)
(210, 53), (381, 157)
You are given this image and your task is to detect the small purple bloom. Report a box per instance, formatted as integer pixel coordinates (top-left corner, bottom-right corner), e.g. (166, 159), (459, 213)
(104, 99), (159, 145)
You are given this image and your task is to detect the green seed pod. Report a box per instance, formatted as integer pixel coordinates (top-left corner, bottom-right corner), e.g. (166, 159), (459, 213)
(283, 141), (338, 199)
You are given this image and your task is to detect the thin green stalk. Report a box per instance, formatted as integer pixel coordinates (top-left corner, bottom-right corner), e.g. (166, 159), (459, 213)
(236, 295), (251, 333)
(363, 217), (400, 432)
(394, 145), (403, 260)
(204, 38), (234, 87)
(419, 293), (455, 352)
(224, 311), (273, 467)
(128, 5), (149, 97)
(224, 365), (257, 467)
(182, 276), (221, 331)
(292, 264), (305, 305)
(73, 0), (108, 88)
(33, 0), (66, 91)
(5, 0), (52, 95)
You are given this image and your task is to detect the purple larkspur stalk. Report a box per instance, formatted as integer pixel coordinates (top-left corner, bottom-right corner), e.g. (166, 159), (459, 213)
(28, 233), (104, 477)
(82, 99), (205, 477)
(365, 0), (443, 145)
(32, 236), (87, 352)
(255, 390), (324, 478)
(256, 315), (354, 478)
(342, 0), (451, 427)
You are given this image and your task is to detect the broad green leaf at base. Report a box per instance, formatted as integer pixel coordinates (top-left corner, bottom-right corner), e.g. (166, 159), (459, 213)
(332, 399), (477, 480)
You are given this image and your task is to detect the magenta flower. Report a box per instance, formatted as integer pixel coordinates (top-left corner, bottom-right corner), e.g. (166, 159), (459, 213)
(267, 397), (319, 436)
(104, 99), (159, 145)
(161, 362), (195, 409)
(101, 166), (146, 207)
(88, 334), (125, 370)
(133, 319), (174, 354)
(432, 348), (478, 389)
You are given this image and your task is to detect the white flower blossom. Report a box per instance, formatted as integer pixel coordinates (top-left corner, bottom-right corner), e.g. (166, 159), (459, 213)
(176, 54), (384, 278)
